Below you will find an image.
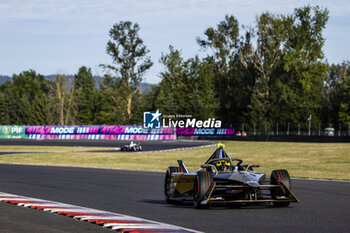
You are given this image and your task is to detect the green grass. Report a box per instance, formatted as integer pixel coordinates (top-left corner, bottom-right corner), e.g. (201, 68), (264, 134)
(0, 141), (349, 180)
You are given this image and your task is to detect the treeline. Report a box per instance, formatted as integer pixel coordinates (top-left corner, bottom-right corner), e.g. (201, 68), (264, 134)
(0, 5), (349, 130)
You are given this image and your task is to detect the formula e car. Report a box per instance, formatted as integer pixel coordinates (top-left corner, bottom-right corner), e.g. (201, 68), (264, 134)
(120, 141), (143, 151)
(164, 142), (299, 208)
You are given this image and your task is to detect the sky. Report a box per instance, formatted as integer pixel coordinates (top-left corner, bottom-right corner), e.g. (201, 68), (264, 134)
(0, 0), (349, 84)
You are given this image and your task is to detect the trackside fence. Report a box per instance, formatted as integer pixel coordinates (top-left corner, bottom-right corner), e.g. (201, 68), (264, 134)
(234, 123), (350, 137)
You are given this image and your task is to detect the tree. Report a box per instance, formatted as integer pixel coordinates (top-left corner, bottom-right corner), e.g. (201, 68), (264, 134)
(189, 57), (218, 119)
(155, 46), (190, 115)
(197, 15), (255, 126)
(47, 75), (76, 125)
(154, 46), (217, 120)
(336, 63), (350, 125)
(93, 77), (128, 125)
(197, 15), (240, 70)
(101, 21), (153, 122)
(0, 81), (25, 124)
(282, 5), (329, 128)
(74, 66), (95, 91)
(0, 70), (49, 125)
(73, 66), (96, 124)
(240, 5), (329, 130)
(325, 62), (350, 125)
(241, 12), (288, 98)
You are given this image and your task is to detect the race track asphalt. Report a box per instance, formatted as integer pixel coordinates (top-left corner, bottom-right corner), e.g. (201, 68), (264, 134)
(0, 139), (215, 151)
(0, 164), (349, 233)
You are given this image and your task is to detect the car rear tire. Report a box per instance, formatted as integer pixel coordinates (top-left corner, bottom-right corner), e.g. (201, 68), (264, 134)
(138, 145), (143, 151)
(270, 169), (291, 207)
(164, 166), (181, 203)
(193, 171), (213, 209)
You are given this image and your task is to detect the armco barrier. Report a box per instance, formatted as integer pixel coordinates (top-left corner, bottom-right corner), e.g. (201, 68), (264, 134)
(25, 125), (176, 141)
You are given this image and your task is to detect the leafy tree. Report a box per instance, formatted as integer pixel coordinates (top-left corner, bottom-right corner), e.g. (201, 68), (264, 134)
(197, 15), (240, 71)
(73, 66), (96, 124)
(128, 84), (161, 125)
(241, 5), (329, 130)
(240, 12), (293, 130)
(325, 62), (350, 125)
(47, 75), (76, 125)
(129, 90), (146, 125)
(198, 15), (255, 126)
(282, 5), (329, 128)
(101, 21), (153, 122)
(74, 66), (95, 90)
(93, 76), (127, 125)
(155, 46), (191, 115)
(154, 46), (217, 120)
(0, 81), (25, 124)
(189, 57), (218, 119)
(0, 70), (49, 125)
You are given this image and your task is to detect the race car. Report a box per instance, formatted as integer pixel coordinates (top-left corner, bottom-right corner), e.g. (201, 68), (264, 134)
(120, 141), (143, 151)
(164, 142), (299, 208)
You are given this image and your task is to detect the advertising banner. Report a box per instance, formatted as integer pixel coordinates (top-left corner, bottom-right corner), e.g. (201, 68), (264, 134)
(25, 125), (176, 141)
(0, 125), (235, 140)
(25, 125), (174, 135)
(0, 125), (27, 139)
(176, 127), (235, 136)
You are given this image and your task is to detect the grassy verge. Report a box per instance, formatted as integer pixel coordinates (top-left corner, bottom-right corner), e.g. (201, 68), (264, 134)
(0, 141), (349, 180)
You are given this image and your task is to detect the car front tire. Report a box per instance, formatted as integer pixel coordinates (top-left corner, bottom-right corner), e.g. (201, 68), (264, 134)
(270, 169), (291, 207)
(193, 171), (213, 209)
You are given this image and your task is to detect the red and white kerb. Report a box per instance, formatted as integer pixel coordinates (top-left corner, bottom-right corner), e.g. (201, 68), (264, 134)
(0, 192), (201, 233)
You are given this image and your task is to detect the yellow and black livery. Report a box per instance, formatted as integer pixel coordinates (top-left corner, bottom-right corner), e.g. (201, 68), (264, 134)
(164, 143), (299, 208)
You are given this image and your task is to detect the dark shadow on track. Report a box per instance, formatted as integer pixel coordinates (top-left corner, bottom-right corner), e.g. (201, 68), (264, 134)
(0, 139), (216, 152)
(141, 199), (280, 210)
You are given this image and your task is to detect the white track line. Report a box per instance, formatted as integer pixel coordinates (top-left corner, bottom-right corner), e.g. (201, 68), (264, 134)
(0, 192), (202, 233)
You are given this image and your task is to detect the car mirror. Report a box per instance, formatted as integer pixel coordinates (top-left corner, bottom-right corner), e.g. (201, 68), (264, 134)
(245, 163), (260, 171)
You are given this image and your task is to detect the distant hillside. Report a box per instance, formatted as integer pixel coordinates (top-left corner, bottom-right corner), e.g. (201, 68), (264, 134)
(0, 75), (12, 84)
(0, 74), (154, 94)
(139, 83), (153, 93)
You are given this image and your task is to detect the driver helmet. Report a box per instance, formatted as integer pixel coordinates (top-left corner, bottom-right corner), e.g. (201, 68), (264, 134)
(216, 160), (231, 171)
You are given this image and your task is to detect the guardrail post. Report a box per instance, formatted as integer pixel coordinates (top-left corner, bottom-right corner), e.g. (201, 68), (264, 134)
(319, 123), (321, 136)
(308, 115), (312, 136)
